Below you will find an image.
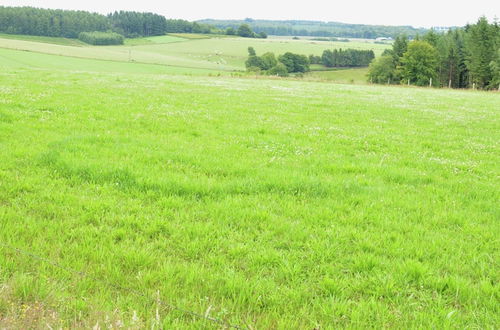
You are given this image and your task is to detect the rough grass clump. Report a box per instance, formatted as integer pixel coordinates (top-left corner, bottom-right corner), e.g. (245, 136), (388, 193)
(78, 31), (124, 45)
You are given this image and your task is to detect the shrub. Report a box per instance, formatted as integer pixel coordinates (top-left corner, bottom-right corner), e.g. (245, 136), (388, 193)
(367, 55), (396, 84)
(78, 31), (124, 45)
(268, 63), (289, 76)
(278, 52), (310, 73)
(246, 66), (262, 73)
(237, 24), (254, 38)
(248, 47), (256, 56)
(309, 54), (322, 64)
(258, 31), (268, 39)
(245, 55), (265, 70)
(261, 52), (278, 70)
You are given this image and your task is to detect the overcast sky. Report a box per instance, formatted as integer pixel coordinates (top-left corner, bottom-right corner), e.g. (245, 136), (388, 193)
(1, 0), (498, 28)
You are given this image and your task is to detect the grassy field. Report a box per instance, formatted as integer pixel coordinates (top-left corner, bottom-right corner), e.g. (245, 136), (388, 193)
(0, 33), (87, 46)
(124, 35), (188, 46)
(308, 67), (370, 84)
(0, 46), (499, 328)
(0, 33), (387, 72)
(0, 48), (221, 75)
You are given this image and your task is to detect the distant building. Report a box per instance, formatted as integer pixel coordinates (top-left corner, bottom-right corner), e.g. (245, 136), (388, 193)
(431, 26), (451, 33)
(375, 37), (393, 41)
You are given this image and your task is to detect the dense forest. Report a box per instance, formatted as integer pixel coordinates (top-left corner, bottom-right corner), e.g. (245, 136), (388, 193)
(368, 17), (500, 90)
(198, 19), (430, 39)
(0, 6), (269, 40)
(108, 11), (168, 37)
(0, 6), (220, 39)
(0, 6), (109, 38)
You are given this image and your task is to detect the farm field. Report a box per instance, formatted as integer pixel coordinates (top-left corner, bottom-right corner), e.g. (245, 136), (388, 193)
(0, 46), (499, 328)
(124, 35), (188, 46)
(0, 33), (388, 72)
(0, 48), (219, 75)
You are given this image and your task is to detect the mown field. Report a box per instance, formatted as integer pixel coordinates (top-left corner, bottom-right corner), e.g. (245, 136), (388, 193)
(0, 39), (499, 329)
(0, 33), (387, 73)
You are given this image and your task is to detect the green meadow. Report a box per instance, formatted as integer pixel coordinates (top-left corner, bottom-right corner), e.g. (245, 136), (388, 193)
(0, 33), (388, 72)
(308, 67), (370, 84)
(0, 48), (217, 75)
(0, 35), (499, 329)
(0, 33), (87, 46)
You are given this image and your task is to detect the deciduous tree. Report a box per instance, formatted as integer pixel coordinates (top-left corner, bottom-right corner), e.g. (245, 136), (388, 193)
(401, 40), (438, 86)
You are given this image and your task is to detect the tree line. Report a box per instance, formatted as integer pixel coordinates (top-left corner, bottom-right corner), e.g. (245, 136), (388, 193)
(225, 24), (267, 38)
(0, 6), (109, 38)
(309, 49), (375, 67)
(78, 31), (124, 45)
(108, 11), (168, 38)
(198, 19), (429, 39)
(0, 6), (218, 38)
(247, 47), (375, 76)
(368, 17), (500, 90)
(245, 47), (309, 76)
(0, 6), (268, 41)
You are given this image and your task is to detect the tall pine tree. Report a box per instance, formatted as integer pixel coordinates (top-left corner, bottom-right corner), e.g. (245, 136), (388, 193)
(465, 17), (498, 89)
